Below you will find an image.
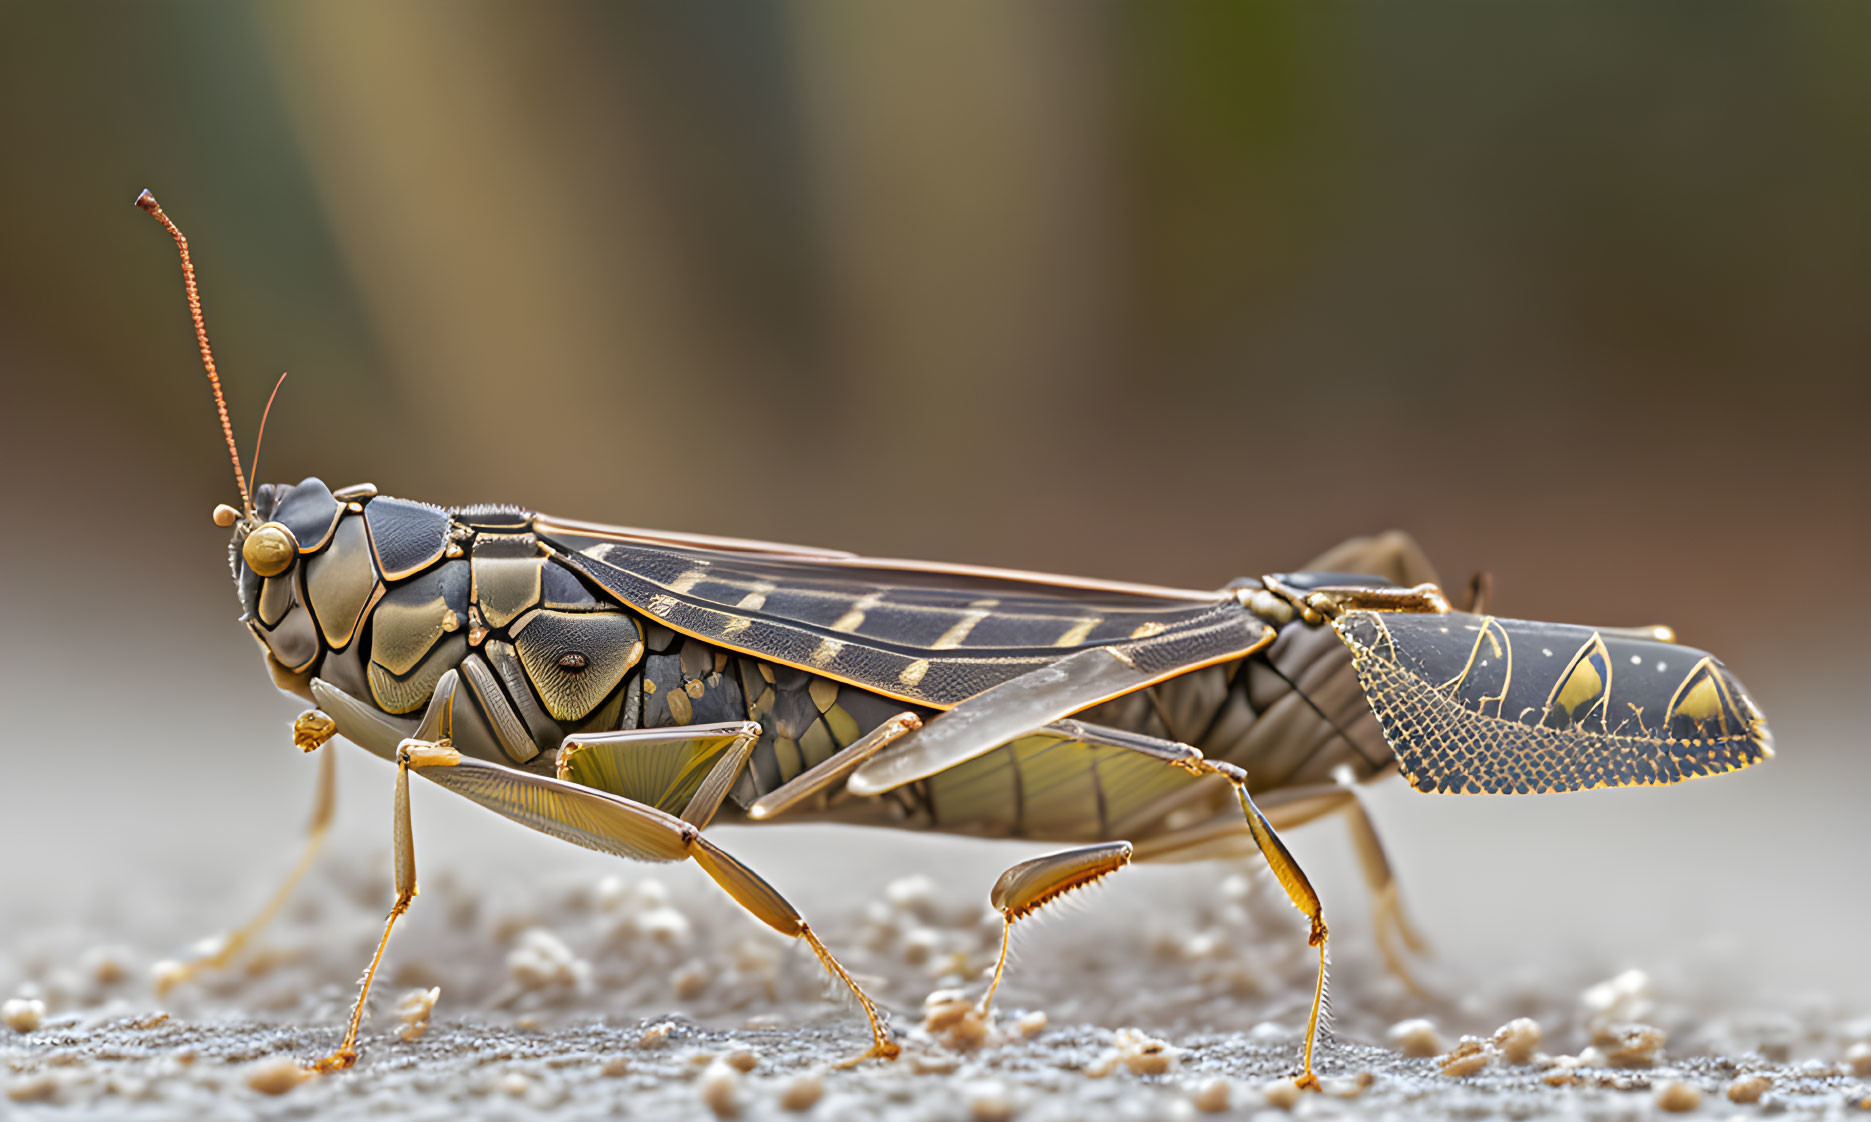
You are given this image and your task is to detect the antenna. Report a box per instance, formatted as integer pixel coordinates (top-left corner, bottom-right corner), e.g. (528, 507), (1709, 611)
(248, 371), (289, 501)
(135, 189), (254, 520)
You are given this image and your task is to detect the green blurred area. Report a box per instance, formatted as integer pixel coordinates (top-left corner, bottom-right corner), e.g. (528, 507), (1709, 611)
(2, 0), (1867, 682)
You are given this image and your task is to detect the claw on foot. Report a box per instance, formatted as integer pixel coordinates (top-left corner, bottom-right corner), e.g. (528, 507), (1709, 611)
(308, 1049), (356, 1075)
(831, 1038), (900, 1069)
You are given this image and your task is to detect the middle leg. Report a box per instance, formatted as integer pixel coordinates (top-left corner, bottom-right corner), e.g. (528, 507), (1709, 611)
(964, 721), (1333, 1089)
(1133, 776), (1430, 993)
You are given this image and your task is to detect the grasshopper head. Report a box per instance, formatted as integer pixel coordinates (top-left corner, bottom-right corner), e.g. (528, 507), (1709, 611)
(226, 481), (297, 619)
(229, 477), (349, 693)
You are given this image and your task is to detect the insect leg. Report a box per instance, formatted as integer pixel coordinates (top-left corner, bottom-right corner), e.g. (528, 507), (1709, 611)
(1035, 720), (1329, 1089)
(847, 613), (1275, 796)
(405, 746), (899, 1064)
(976, 842), (1133, 1020)
(746, 711), (923, 821)
(156, 710), (340, 994)
(1320, 777), (1430, 981)
(555, 721), (762, 827)
(686, 836), (900, 1065)
(1218, 765), (1331, 1091)
(1255, 782), (1431, 975)
(1296, 530), (1441, 587)
(309, 733), (459, 1073)
(1139, 782), (1431, 996)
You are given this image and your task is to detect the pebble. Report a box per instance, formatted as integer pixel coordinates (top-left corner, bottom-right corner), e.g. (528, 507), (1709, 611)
(1581, 969), (1653, 1029)
(1725, 1073), (1772, 1103)
(903, 927), (942, 965)
(723, 1048), (759, 1073)
(1492, 1017), (1542, 1064)
(922, 988), (991, 1050)
(778, 1071), (824, 1112)
(592, 875), (631, 911)
(1849, 1042), (1871, 1077)
(1113, 1027), (1180, 1075)
(507, 927), (590, 991)
(149, 960), (188, 995)
(672, 961), (709, 1000)
(638, 907), (693, 945)
(2, 997), (45, 1034)
(80, 946), (128, 986)
(601, 1056), (631, 1077)
(1261, 1078), (1302, 1110)
(1388, 1017), (1443, 1058)
(884, 874), (941, 920)
(1592, 1023), (1665, 1067)
(394, 986), (441, 1043)
(698, 1062), (742, 1118)
(244, 1058), (314, 1095)
(1190, 1077), (1230, 1112)
(967, 1080), (1017, 1121)
(1438, 1038), (1492, 1078)
(1655, 1081), (1701, 1112)
(911, 1051), (961, 1074)
(1013, 1009), (1048, 1039)
(5, 1074), (59, 1103)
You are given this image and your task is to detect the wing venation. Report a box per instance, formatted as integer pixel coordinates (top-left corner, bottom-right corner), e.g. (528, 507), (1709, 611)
(541, 528), (1261, 709)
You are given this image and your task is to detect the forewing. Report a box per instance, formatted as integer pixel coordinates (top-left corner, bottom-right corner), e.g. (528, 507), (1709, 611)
(1335, 610), (1773, 794)
(542, 523), (1255, 708)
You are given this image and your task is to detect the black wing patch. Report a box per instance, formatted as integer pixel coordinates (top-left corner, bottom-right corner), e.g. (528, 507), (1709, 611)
(545, 533), (1267, 709)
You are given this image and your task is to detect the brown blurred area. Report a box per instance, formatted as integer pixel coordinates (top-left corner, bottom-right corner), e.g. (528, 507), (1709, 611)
(2, 4), (1867, 1003)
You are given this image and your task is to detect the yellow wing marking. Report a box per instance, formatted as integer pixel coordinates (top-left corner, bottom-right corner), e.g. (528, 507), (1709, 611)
(830, 590), (888, 634)
(1434, 616), (1513, 719)
(734, 581), (775, 612)
(1665, 656), (1736, 736)
(932, 600), (1000, 650)
(1546, 632), (1612, 729)
(667, 567), (711, 595)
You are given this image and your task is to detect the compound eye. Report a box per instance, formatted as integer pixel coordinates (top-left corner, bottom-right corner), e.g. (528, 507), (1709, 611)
(242, 521), (299, 577)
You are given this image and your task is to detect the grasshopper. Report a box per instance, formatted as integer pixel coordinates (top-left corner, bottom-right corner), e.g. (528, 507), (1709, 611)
(136, 192), (1774, 1087)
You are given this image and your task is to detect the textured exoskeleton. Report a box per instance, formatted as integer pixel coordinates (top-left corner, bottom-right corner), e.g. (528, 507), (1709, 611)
(228, 476), (1771, 1082)
(137, 191), (1773, 1087)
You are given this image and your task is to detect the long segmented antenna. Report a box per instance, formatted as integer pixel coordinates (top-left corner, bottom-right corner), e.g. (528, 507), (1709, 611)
(248, 371), (289, 504)
(135, 189), (254, 520)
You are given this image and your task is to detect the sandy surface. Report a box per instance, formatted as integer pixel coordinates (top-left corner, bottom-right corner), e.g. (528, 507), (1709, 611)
(4, 600), (1867, 1121)
(5, 828), (1871, 1121)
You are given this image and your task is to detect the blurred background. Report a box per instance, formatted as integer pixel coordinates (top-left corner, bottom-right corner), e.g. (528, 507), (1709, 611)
(2, 1), (1867, 1020)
